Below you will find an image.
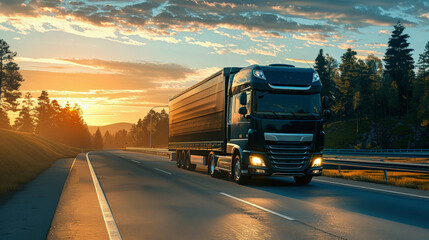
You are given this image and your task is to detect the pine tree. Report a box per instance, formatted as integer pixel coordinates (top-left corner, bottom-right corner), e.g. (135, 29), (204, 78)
(335, 48), (359, 118)
(417, 41), (429, 77)
(366, 54), (384, 118)
(35, 90), (54, 137)
(384, 22), (414, 116)
(103, 130), (113, 148)
(416, 41), (429, 126)
(314, 49), (332, 97)
(0, 106), (10, 129)
(0, 39), (24, 112)
(14, 92), (35, 132)
(93, 128), (103, 150)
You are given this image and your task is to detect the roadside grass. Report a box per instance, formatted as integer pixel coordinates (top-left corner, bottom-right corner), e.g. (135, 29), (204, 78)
(322, 169), (429, 191)
(0, 129), (80, 195)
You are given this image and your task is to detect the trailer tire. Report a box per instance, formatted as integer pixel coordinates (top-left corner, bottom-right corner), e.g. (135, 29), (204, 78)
(232, 155), (250, 185)
(208, 153), (221, 178)
(294, 176), (312, 185)
(184, 150), (196, 170)
(176, 150), (183, 168)
(181, 150), (189, 169)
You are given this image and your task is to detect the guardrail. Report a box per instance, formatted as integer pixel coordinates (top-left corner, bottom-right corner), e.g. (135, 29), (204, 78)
(325, 148), (429, 153)
(323, 157), (429, 181)
(324, 149), (429, 157)
(125, 147), (175, 160)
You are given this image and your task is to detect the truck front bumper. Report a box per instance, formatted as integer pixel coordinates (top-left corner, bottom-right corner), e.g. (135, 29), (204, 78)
(242, 150), (323, 177)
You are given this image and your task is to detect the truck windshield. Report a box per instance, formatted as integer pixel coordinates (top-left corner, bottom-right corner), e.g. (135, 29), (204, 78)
(255, 92), (322, 120)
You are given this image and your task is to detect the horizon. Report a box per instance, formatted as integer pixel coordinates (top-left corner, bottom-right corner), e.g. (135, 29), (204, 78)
(1, 0), (428, 125)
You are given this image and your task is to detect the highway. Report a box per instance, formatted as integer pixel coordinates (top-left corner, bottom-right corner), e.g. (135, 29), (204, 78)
(87, 150), (429, 240)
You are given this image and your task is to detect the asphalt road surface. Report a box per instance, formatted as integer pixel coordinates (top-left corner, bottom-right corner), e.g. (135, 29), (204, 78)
(88, 150), (429, 240)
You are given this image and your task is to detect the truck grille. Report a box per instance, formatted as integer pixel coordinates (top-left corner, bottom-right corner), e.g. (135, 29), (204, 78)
(266, 143), (311, 171)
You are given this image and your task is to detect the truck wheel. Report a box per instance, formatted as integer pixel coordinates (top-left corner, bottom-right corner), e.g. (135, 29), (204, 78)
(181, 150), (188, 169)
(232, 155), (250, 185)
(294, 176), (312, 185)
(176, 150), (182, 168)
(208, 153), (221, 178)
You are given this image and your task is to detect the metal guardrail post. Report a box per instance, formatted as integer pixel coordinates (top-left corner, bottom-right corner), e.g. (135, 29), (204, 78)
(380, 159), (388, 181)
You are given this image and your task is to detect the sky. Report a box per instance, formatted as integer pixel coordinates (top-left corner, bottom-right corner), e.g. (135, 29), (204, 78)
(0, 0), (428, 126)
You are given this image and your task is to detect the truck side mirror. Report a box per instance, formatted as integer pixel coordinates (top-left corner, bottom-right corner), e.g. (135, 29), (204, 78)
(239, 92), (247, 105)
(239, 106), (247, 115)
(323, 109), (331, 123)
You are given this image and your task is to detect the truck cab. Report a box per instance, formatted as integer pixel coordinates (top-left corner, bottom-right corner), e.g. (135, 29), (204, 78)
(225, 64), (327, 184)
(169, 64), (328, 185)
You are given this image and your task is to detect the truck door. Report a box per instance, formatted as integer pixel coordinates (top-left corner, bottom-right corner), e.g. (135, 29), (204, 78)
(229, 91), (251, 140)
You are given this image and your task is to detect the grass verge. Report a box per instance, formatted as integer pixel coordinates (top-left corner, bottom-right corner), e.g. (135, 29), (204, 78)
(0, 129), (80, 195)
(323, 169), (429, 191)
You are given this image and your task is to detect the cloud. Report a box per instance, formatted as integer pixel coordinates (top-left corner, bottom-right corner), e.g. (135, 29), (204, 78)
(285, 58), (315, 64)
(58, 58), (195, 80)
(378, 30), (390, 34)
(246, 59), (258, 65)
(1, 0), (426, 47)
(292, 33), (329, 42)
(184, 37), (225, 48)
(364, 43), (388, 48)
(355, 49), (383, 55)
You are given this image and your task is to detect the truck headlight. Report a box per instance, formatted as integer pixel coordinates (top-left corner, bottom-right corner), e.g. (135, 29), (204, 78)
(253, 69), (267, 80)
(250, 156), (266, 166)
(312, 72), (320, 83)
(312, 157), (322, 167)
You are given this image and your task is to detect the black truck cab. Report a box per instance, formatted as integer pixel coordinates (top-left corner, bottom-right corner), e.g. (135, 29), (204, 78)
(226, 64), (325, 184)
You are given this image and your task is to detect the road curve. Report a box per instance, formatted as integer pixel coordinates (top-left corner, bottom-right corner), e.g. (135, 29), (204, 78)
(87, 150), (429, 240)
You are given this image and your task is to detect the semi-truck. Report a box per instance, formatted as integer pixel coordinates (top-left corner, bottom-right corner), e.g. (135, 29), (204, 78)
(168, 64), (329, 185)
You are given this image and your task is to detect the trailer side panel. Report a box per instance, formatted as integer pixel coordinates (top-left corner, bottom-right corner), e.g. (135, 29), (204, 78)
(169, 72), (226, 150)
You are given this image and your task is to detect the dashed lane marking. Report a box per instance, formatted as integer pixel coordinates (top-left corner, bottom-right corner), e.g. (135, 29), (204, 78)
(220, 192), (295, 221)
(154, 168), (172, 175)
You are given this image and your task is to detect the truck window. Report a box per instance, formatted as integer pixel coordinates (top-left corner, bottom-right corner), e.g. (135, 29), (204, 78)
(255, 92), (322, 119)
(232, 91), (251, 123)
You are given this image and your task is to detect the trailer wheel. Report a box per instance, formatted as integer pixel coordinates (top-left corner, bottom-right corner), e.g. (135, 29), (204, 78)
(176, 150), (183, 168)
(294, 176), (312, 185)
(181, 150), (188, 169)
(208, 153), (221, 178)
(184, 150), (196, 170)
(232, 155), (250, 185)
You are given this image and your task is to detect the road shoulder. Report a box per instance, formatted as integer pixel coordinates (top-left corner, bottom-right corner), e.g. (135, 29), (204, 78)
(47, 153), (109, 240)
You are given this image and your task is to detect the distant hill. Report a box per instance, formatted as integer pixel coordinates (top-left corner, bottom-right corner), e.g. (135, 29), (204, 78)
(88, 122), (133, 135)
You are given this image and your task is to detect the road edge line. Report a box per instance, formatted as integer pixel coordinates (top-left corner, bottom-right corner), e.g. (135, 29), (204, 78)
(313, 179), (429, 199)
(220, 192), (295, 221)
(86, 152), (123, 240)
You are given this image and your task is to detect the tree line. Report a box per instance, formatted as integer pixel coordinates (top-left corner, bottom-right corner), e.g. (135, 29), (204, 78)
(102, 109), (169, 149)
(316, 22), (428, 122)
(315, 22), (428, 148)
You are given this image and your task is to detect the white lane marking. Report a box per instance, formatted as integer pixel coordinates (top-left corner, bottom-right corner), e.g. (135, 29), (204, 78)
(154, 168), (172, 175)
(86, 153), (123, 240)
(220, 192), (295, 221)
(313, 179), (429, 200)
(131, 160), (140, 164)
